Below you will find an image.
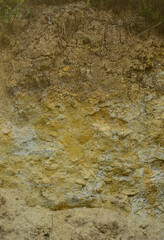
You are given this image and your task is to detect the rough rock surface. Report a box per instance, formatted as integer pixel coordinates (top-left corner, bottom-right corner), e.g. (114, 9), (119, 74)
(0, 1), (164, 238)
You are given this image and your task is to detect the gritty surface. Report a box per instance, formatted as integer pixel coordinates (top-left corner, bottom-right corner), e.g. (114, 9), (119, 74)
(0, 1), (164, 237)
(0, 189), (164, 240)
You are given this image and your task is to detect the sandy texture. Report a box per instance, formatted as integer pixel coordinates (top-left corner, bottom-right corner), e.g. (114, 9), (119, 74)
(0, 2), (164, 239)
(0, 189), (164, 240)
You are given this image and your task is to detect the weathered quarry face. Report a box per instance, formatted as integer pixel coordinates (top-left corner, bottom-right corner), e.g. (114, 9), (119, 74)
(0, 2), (164, 218)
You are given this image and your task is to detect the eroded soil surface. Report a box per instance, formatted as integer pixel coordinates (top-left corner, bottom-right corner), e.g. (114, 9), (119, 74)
(0, 1), (164, 239)
(0, 189), (164, 240)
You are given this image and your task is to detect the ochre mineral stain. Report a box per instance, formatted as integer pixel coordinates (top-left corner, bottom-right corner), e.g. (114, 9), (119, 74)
(0, 1), (164, 239)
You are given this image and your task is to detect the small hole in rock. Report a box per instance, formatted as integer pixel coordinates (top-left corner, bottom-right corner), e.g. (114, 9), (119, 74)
(44, 233), (50, 240)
